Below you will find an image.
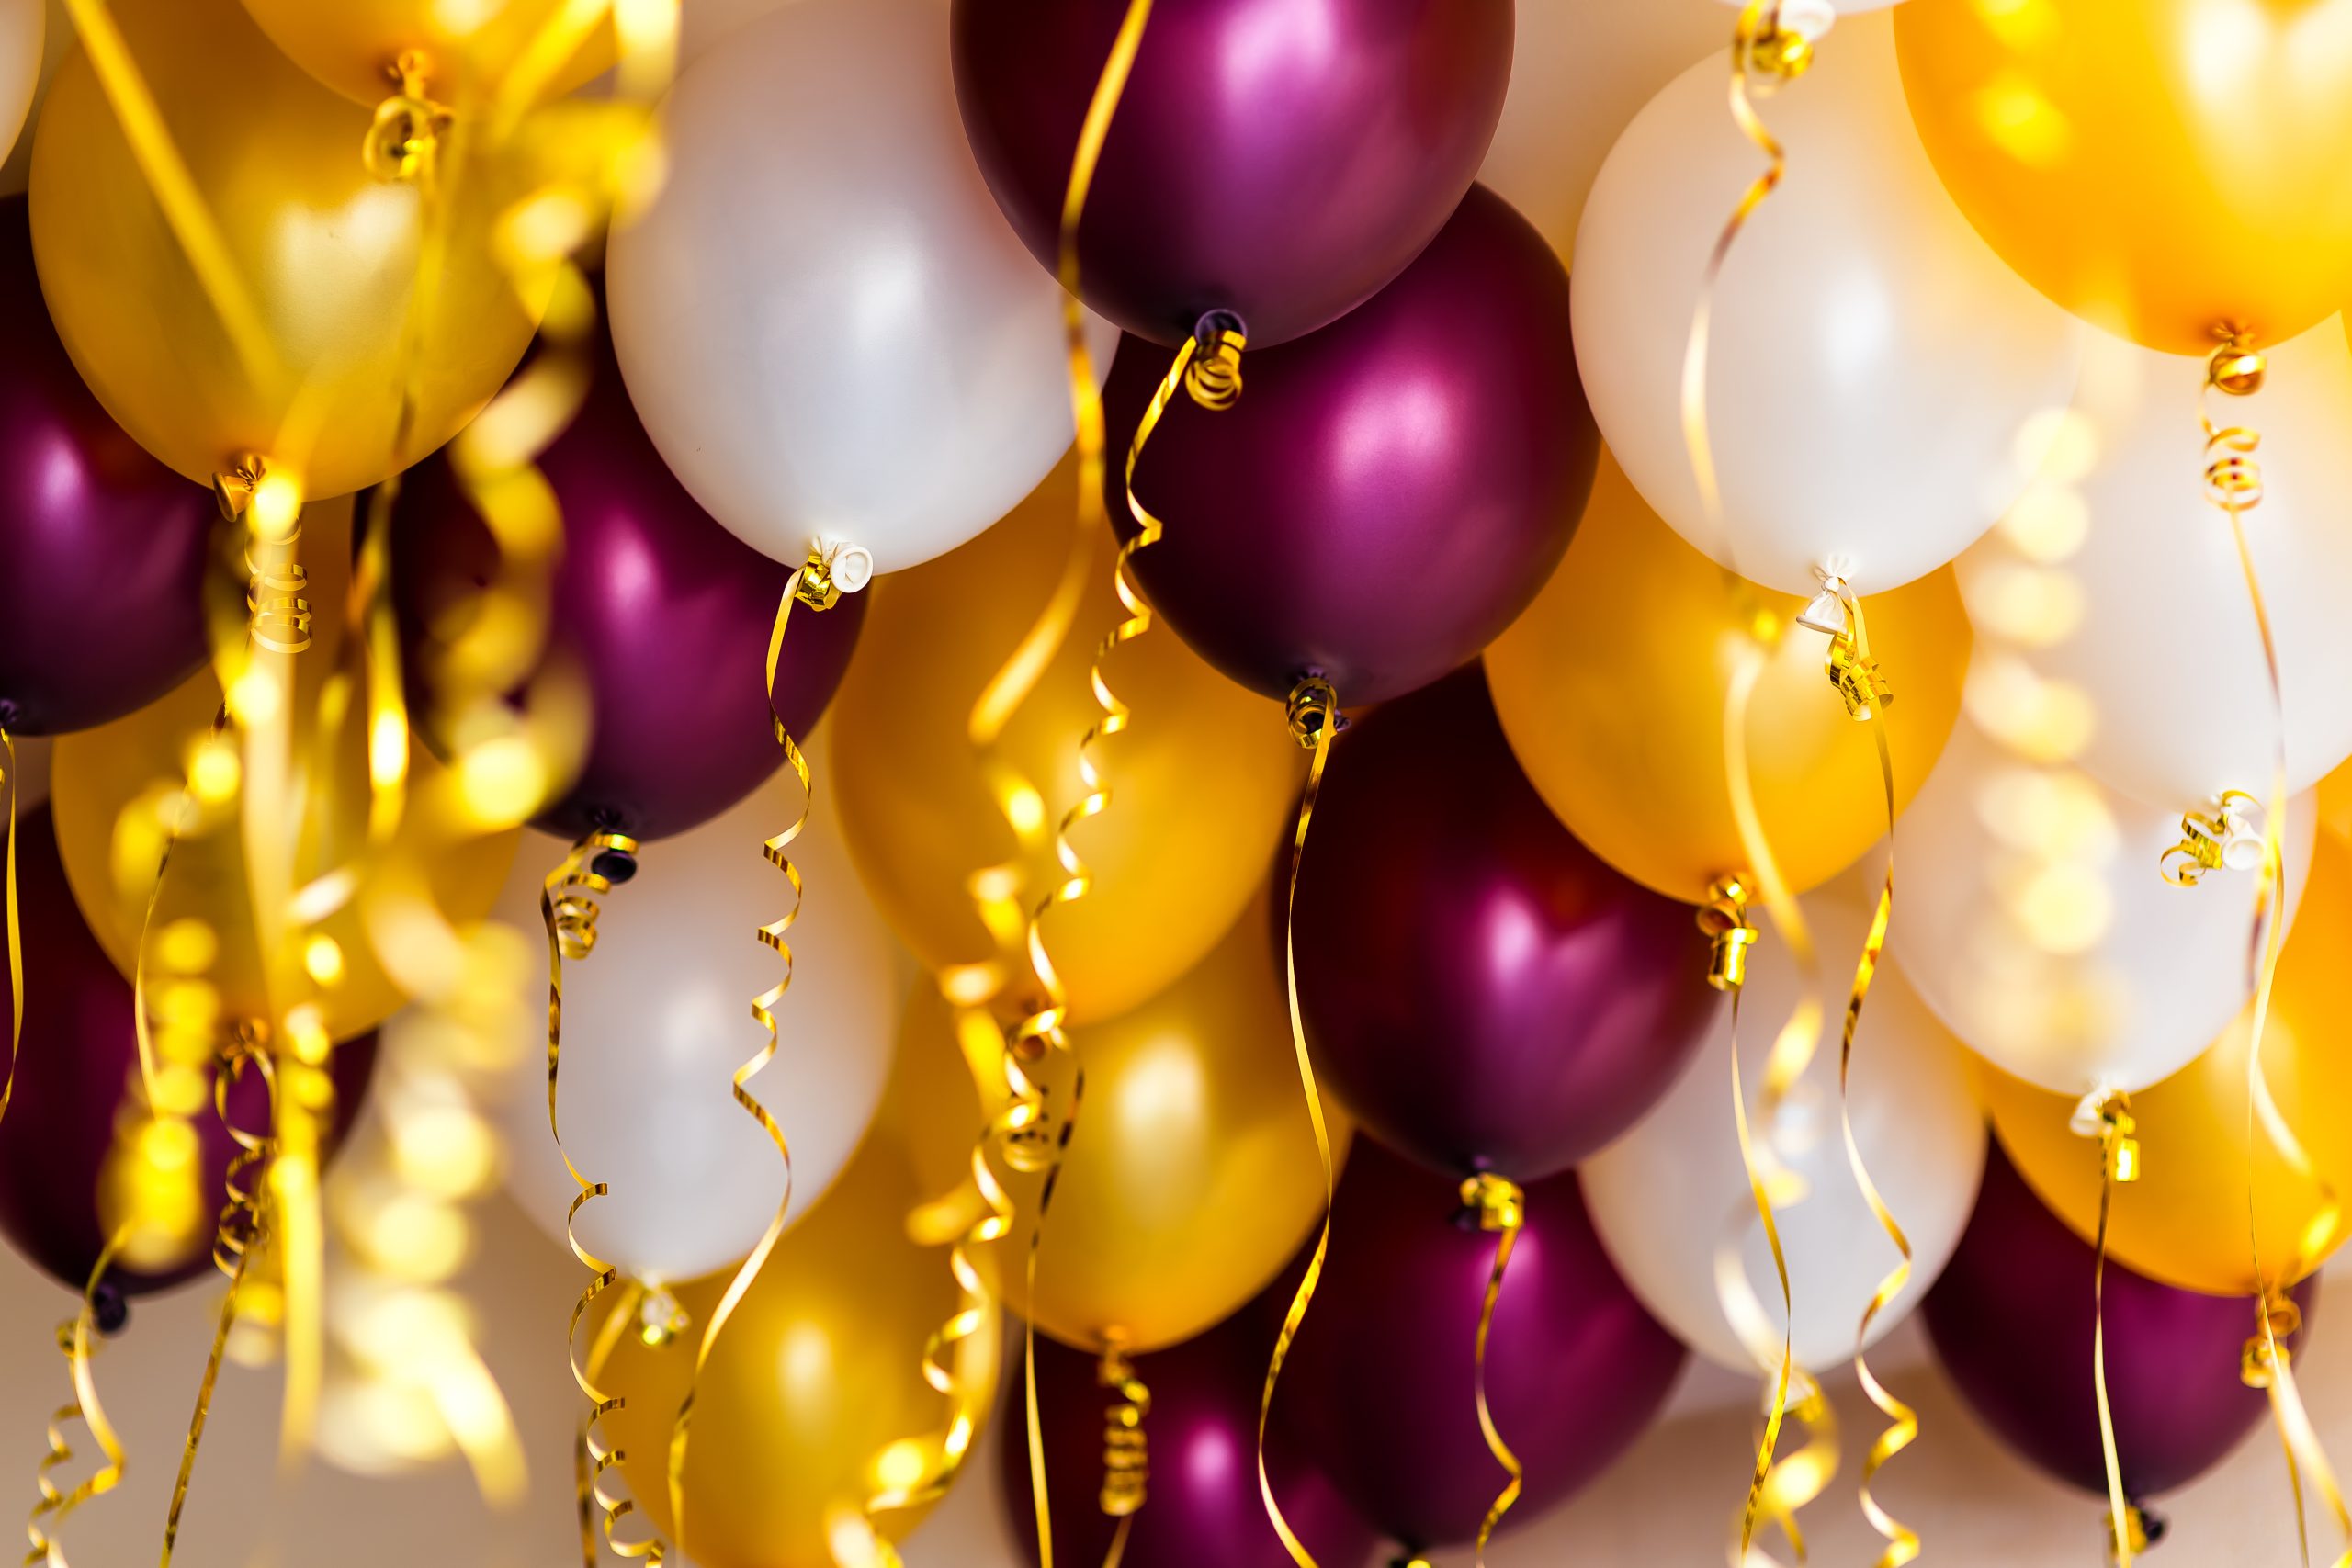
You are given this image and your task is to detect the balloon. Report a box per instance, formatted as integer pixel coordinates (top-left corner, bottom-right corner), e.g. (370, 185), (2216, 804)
(830, 456), (1298, 1026)
(492, 764), (899, 1286)
(394, 304), (865, 845)
(1887, 716), (2316, 1096)
(1924, 1145), (2312, 1504)
(237, 0), (612, 109)
(0, 0), (36, 166)
(1962, 321), (2352, 810)
(1005, 1306), (1377, 1568)
(0, 805), (376, 1298)
(1273, 1136), (1684, 1552)
(1107, 184), (1593, 707)
(606, 0), (1112, 579)
(1485, 448), (1969, 905)
(0, 196), (212, 737)
(1583, 870), (1986, 1372)
(1895, 0), (2352, 355)
(29, 0), (536, 500)
(1573, 13), (2083, 597)
(1981, 834), (2352, 1297)
(952, 0), (1509, 350)
(1295, 666), (1718, 1181)
(0, 0), (65, 198)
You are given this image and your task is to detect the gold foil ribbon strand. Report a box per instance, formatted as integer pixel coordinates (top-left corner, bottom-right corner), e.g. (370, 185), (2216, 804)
(1095, 1347), (1149, 1568)
(2083, 1089), (2141, 1565)
(23, 1234), (127, 1567)
(0, 729), (17, 1131)
(1460, 1173), (1526, 1565)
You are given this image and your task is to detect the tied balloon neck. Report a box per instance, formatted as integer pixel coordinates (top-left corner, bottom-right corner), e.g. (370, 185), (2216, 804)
(794, 542), (874, 611)
(1096, 1346), (1150, 1518)
(2070, 1089), (2141, 1186)
(1793, 570), (1890, 722)
(2240, 1287), (2305, 1392)
(2106, 1502), (2165, 1562)
(218, 458), (312, 656)
(2159, 790), (2266, 889)
(1736, 0), (1833, 90)
(636, 1284), (692, 1349)
(1456, 1172), (1525, 1236)
(1286, 676), (1344, 751)
(1697, 874), (1758, 993)
(548, 830), (642, 962)
(365, 51), (453, 186)
(1185, 311), (1248, 411)
(2209, 326), (2267, 400)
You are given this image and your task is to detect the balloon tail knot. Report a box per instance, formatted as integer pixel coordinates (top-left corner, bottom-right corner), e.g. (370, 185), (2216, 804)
(547, 831), (639, 962)
(1698, 874), (1759, 993)
(1097, 1346), (1150, 1517)
(2107, 1502), (2163, 1561)
(1285, 676), (1342, 750)
(2070, 1088), (2140, 1184)
(794, 543), (870, 611)
(366, 52), (453, 185)
(1457, 1173), (1526, 1235)
(1737, 1), (1830, 88)
(635, 1285), (690, 1349)
(2209, 327), (2267, 398)
(2243, 1288), (2305, 1390)
(2159, 790), (2265, 888)
(1183, 312), (1247, 410)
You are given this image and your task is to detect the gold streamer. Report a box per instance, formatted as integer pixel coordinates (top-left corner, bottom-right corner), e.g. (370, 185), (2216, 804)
(1460, 1173), (1525, 1566)
(22, 1235), (128, 1568)
(0, 728), (17, 1132)
(1094, 1347), (1149, 1568)
(2081, 1090), (2143, 1566)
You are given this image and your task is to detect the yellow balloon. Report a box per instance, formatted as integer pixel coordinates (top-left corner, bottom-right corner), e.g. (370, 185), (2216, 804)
(1485, 448), (1969, 905)
(1984, 832), (2352, 1295)
(831, 457), (1303, 1025)
(238, 0), (614, 109)
(29, 0), (537, 500)
(1894, 0), (2352, 355)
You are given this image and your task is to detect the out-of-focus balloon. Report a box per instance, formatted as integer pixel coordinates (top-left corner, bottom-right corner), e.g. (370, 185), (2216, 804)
(237, 0), (613, 109)
(1583, 870), (1986, 1373)
(492, 764), (899, 1286)
(1574, 14), (2081, 596)
(1925, 1145), (2311, 1504)
(1887, 716), (2315, 1096)
(1895, 0), (2352, 355)
(1963, 321), (2352, 810)
(1486, 449), (1968, 905)
(953, 0), (1508, 349)
(831, 456), (1297, 1027)
(607, 0), (1111, 578)
(0, 196), (212, 737)
(0, 0), (39, 174)
(1296, 668), (1718, 1181)
(1274, 1137), (1684, 1551)
(0, 0), (63, 198)
(0, 806), (377, 1297)
(29, 0), (535, 499)
(395, 304), (865, 845)
(1107, 185), (1593, 707)
(1982, 833), (2352, 1296)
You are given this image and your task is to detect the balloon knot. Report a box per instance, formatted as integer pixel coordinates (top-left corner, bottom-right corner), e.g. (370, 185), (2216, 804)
(2208, 327), (2267, 398)
(1697, 874), (1758, 992)
(1737, 1), (1830, 88)
(1457, 1173), (1525, 1235)
(365, 52), (453, 185)
(1183, 312), (1248, 410)
(794, 543), (870, 610)
(2071, 1089), (2141, 1184)
(2106, 1501), (2163, 1560)
(1285, 676), (1343, 750)
(2242, 1288), (2305, 1390)
(635, 1284), (691, 1348)
(547, 831), (639, 961)
(2159, 790), (2265, 888)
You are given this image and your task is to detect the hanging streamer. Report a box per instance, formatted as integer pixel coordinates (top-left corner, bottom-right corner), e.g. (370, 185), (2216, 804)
(22, 1236), (128, 1568)
(1460, 1172), (1525, 1566)
(1094, 1346), (1150, 1568)
(2077, 1089), (2143, 1566)
(0, 729), (17, 1133)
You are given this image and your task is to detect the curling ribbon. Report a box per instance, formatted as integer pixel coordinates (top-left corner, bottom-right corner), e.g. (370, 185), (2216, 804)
(1259, 675), (1344, 1568)
(22, 1234), (128, 1568)
(0, 728), (17, 1132)
(1460, 1173), (1526, 1566)
(1094, 1346), (1150, 1568)
(2075, 1088), (2143, 1566)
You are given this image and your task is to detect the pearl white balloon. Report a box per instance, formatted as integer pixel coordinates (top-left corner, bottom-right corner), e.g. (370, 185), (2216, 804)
(607, 0), (1113, 578)
(0, 0), (55, 197)
(1584, 865), (1984, 1375)
(494, 763), (902, 1285)
(1887, 716), (2315, 1098)
(1572, 13), (2082, 596)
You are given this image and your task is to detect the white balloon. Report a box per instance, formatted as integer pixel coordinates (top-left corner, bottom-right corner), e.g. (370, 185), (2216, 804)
(1887, 716), (2315, 1097)
(1572, 13), (2082, 596)
(0, 0), (54, 197)
(1965, 321), (2352, 810)
(1584, 867), (1985, 1375)
(494, 764), (901, 1285)
(607, 0), (1113, 578)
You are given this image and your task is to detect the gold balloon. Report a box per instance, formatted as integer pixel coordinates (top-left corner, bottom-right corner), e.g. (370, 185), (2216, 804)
(29, 0), (537, 500)
(1894, 0), (2352, 354)
(831, 457), (1303, 1026)
(238, 0), (614, 109)
(1485, 448), (1969, 905)
(1984, 832), (2352, 1296)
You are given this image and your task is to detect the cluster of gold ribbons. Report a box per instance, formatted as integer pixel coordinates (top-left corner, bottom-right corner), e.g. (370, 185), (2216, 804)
(2077, 1089), (2142, 1564)
(1460, 1173), (1526, 1566)
(23, 1242), (129, 1568)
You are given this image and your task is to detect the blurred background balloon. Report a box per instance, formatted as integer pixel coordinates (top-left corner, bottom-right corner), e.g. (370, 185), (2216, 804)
(1295, 667), (1717, 1181)
(1574, 13), (2081, 596)
(1485, 449), (1969, 905)
(0, 0), (62, 197)
(1888, 716), (2314, 1096)
(953, 0), (1509, 348)
(1107, 185), (1593, 707)
(0, 195), (212, 738)
(1583, 868), (1986, 1373)
(0, 0), (37, 172)
(607, 0), (1110, 577)
(492, 760), (901, 1287)
(237, 0), (614, 109)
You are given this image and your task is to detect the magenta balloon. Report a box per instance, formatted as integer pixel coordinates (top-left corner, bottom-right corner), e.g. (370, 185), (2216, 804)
(1272, 1137), (1684, 1553)
(1004, 1305), (1377, 1568)
(0, 807), (377, 1302)
(1923, 1145), (2311, 1508)
(952, 0), (1510, 350)
(0, 197), (212, 738)
(1104, 185), (1593, 706)
(1295, 667), (1718, 1182)
(392, 310), (865, 843)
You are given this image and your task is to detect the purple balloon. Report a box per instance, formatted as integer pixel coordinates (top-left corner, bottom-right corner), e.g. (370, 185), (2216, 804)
(953, 0), (1510, 350)
(1272, 1137), (1685, 1553)
(392, 309), (865, 843)
(1004, 1307), (1377, 1568)
(1103, 185), (1594, 707)
(1923, 1144), (2312, 1506)
(0, 197), (212, 738)
(1295, 667), (1718, 1182)
(0, 807), (377, 1301)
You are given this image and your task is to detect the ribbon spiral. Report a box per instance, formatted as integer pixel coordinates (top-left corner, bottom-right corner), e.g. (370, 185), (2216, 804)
(22, 1238), (127, 1568)
(1460, 1173), (1526, 1566)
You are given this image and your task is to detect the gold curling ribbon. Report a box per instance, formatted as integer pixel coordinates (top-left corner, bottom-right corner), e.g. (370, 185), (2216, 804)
(22, 1234), (128, 1568)
(1460, 1173), (1525, 1566)
(2075, 1089), (2142, 1566)
(0, 728), (17, 1132)
(1258, 675), (1343, 1568)
(1093, 1346), (1149, 1568)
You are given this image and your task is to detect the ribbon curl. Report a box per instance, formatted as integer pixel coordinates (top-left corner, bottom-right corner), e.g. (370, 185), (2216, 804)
(1460, 1173), (1525, 1566)
(0, 729), (17, 1134)
(2077, 1089), (2142, 1565)
(22, 1236), (128, 1568)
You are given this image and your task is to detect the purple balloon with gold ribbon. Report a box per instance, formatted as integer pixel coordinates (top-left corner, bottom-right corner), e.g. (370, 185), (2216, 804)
(1295, 666), (1719, 1183)
(0, 197), (212, 739)
(952, 0), (1511, 350)
(392, 307), (865, 844)
(1102, 185), (1594, 707)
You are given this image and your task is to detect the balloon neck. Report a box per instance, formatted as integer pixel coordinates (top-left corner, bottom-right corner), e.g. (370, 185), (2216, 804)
(1697, 874), (1758, 992)
(366, 51), (454, 186)
(2158, 790), (2265, 888)
(796, 543), (872, 609)
(1285, 676), (1342, 750)
(1184, 311), (1248, 411)
(2106, 1502), (2164, 1561)
(546, 830), (641, 961)
(1456, 1172), (1525, 1235)
(2069, 1088), (2141, 1185)
(635, 1282), (690, 1348)
(1096, 1345), (1150, 1517)
(2209, 326), (2267, 398)
(89, 1280), (129, 1338)
(1737, 1), (1834, 86)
